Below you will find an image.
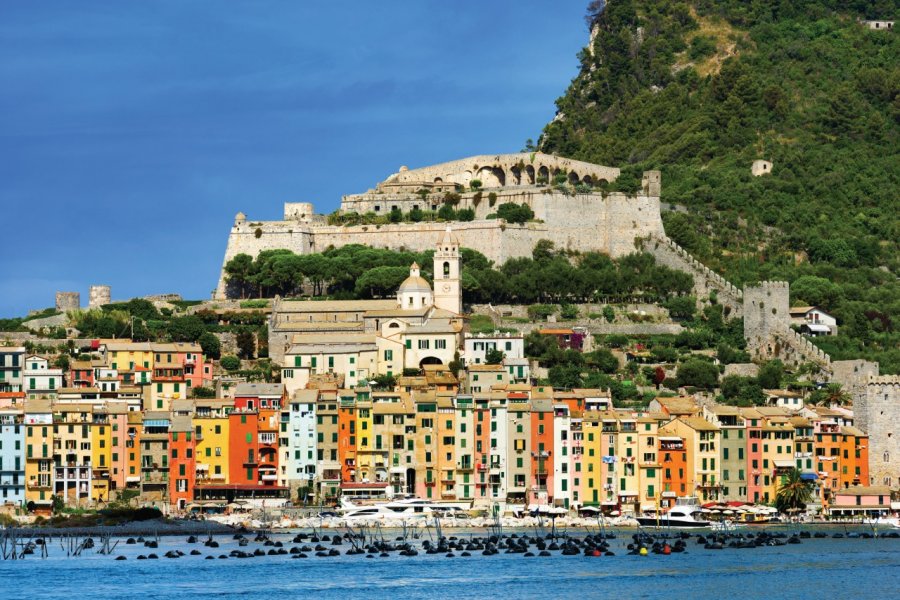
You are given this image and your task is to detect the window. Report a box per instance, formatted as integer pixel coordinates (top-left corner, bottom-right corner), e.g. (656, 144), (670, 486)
(418, 340), (430, 350)
(384, 350), (393, 361)
(435, 340), (446, 350)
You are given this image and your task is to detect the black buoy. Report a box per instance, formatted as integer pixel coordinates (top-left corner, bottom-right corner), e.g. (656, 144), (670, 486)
(115, 556), (127, 561)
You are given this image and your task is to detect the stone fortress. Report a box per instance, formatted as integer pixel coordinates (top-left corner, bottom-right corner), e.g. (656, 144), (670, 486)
(215, 152), (665, 298)
(219, 151), (897, 488)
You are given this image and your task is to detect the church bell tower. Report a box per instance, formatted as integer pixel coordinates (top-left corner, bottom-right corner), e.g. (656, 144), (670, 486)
(433, 226), (462, 314)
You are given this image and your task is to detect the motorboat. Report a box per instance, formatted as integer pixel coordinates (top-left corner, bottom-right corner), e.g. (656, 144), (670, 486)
(338, 497), (466, 522)
(635, 496), (711, 528)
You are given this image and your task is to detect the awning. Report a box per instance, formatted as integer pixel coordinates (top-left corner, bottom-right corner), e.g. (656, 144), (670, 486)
(774, 459), (795, 468)
(803, 324), (831, 333)
(619, 490), (638, 497)
(800, 472), (818, 481)
(144, 419), (170, 427)
(662, 491), (677, 498)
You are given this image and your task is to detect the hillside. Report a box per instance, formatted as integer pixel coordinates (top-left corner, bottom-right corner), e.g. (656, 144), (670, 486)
(539, 0), (899, 372)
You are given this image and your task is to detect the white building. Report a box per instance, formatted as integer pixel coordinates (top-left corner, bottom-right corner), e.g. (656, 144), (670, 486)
(23, 356), (63, 399)
(553, 403), (575, 508)
(284, 389), (318, 500)
(789, 306), (837, 336)
(464, 332), (525, 365)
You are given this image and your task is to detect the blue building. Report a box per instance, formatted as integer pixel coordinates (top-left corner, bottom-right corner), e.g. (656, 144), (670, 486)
(0, 409), (25, 506)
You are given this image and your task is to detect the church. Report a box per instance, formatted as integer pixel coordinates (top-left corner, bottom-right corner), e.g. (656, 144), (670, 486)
(273, 228), (465, 394)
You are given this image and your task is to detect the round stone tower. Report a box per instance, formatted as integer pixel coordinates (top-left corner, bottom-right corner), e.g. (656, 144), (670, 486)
(89, 285), (111, 308)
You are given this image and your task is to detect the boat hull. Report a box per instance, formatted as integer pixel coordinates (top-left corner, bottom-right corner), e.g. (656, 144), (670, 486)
(635, 517), (711, 528)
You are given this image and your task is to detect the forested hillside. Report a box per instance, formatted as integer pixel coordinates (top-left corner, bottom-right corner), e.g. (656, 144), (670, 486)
(540, 0), (899, 372)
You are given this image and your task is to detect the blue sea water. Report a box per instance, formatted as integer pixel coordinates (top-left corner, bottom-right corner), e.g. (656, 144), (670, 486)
(1, 530), (898, 600)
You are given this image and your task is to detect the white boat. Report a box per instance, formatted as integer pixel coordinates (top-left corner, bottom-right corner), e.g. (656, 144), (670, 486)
(635, 496), (711, 528)
(873, 516), (900, 529)
(338, 497), (467, 522)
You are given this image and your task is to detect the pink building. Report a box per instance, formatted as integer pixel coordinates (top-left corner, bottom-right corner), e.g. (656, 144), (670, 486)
(830, 486), (893, 518)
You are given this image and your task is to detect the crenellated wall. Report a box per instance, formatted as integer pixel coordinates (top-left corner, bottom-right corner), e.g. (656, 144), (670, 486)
(743, 281), (832, 372)
(640, 234), (744, 317)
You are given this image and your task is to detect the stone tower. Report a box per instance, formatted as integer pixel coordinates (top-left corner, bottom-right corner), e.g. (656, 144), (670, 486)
(743, 281), (790, 361)
(89, 285), (111, 308)
(859, 376), (900, 487)
(55, 291), (80, 312)
(433, 226), (462, 315)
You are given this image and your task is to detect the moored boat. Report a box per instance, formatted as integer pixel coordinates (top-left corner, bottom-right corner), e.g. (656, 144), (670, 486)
(635, 496), (711, 528)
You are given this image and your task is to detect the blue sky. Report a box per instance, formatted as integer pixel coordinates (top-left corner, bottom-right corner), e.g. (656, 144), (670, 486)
(0, 0), (590, 317)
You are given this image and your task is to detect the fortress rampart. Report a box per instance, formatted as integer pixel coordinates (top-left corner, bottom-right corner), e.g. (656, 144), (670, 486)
(214, 154), (665, 298)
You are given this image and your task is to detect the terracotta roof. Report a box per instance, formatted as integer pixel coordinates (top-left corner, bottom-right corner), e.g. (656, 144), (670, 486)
(835, 485), (892, 496)
(679, 416), (720, 432)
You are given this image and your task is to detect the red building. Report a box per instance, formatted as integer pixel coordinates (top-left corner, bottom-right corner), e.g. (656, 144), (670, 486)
(169, 415), (196, 509)
(68, 360), (95, 388)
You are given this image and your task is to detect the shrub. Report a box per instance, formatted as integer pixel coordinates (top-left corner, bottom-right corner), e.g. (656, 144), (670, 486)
(496, 202), (534, 224)
(560, 304), (579, 320)
(527, 304), (557, 320)
(220, 355), (240, 371)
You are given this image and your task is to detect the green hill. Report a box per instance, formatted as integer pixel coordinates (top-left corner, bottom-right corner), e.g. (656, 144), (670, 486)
(539, 0), (899, 372)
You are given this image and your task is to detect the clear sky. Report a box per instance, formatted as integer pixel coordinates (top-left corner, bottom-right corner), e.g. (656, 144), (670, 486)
(0, 0), (590, 317)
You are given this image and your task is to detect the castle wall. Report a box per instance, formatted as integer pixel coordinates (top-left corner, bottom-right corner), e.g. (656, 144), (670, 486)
(862, 376), (900, 487)
(831, 359), (880, 410)
(742, 281), (832, 370)
(643, 235), (744, 317)
(215, 190), (665, 298)
(215, 219), (314, 298)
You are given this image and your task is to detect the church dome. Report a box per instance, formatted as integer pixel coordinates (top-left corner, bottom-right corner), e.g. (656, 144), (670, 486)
(398, 262), (431, 293)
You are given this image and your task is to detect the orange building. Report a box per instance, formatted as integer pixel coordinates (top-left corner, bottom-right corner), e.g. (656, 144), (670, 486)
(529, 398), (554, 504)
(229, 409), (259, 485)
(338, 390), (357, 483)
(659, 434), (688, 510)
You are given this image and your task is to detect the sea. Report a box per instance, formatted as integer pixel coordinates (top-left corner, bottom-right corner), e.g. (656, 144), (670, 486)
(1, 527), (898, 599)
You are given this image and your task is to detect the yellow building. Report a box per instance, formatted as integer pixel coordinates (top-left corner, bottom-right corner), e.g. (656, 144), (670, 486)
(637, 416), (662, 512)
(24, 399), (54, 510)
(659, 416), (722, 502)
(193, 400), (231, 484)
(91, 408), (112, 502)
(53, 403), (95, 505)
(581, 411), (605, 506)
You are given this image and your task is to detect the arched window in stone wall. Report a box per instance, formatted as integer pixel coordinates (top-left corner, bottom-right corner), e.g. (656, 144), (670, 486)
(525, 165), (535, 184)
(885, 451), (890, 463)
(568, 171), (580, 185)
(510, 166), (522, 185)
(443, 261), (450, 278)
(537, 166), (549, 183)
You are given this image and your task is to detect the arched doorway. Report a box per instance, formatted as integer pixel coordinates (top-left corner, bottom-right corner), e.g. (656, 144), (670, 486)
(419, 356), (443, 368)
(406, 468), (416, 495)
(537, 166), (549, 184)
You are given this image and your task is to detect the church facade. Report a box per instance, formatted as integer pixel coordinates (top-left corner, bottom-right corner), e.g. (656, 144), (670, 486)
(274, 228), (465, 395)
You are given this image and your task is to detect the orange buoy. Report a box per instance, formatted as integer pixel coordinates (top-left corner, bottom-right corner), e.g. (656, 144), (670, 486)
(591, 549), (602, 557)
(662, 544), (671, 555)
